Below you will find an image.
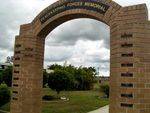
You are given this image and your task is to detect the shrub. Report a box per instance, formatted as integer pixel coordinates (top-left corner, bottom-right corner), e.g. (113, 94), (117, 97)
(100, 84), (109, 98)
(42, 95), (58, 101)
(0, 83), (10, 107)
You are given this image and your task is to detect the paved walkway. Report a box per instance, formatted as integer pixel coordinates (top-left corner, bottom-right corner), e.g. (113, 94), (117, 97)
(88, 105), (109, 113)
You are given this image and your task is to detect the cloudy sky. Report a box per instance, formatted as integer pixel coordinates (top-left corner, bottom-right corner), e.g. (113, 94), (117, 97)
(0, 0), (149, 76)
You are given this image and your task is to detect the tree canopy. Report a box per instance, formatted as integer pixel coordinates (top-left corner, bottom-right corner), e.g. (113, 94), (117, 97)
(48, 69), (74, 94)
(46, 64), (96, 93)
(0, 66), (12, 87)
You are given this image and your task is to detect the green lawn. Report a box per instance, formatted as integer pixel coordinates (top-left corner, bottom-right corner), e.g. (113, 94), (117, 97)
(0, 89), (109, 113)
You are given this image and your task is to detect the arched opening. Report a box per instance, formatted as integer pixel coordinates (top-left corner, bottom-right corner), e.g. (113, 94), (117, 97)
(43, 18), (110, 113)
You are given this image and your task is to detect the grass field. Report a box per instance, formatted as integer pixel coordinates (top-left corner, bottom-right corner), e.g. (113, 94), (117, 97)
(0, 89), (109, 113)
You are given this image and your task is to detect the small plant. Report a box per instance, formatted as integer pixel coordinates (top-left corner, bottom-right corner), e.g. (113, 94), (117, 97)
(0, 83), (10, 107)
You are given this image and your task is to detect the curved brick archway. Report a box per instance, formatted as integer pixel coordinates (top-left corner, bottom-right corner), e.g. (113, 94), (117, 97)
(32, 0), (121, 37)
(11, 0), (150, 113)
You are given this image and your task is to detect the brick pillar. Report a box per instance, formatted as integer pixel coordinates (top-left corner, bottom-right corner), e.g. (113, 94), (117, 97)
(110, 4), (150, 113)
(11, 32), (45, 113)
(134, 22), (150, 113)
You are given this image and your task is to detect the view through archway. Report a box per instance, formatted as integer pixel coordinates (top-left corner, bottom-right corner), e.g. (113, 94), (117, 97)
(42, 18), (110, 113)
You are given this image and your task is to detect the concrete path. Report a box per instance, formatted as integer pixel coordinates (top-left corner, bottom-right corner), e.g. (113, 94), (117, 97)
(88, 105), (109, 113)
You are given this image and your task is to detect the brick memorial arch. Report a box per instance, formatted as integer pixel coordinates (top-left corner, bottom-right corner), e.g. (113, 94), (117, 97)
(11, 0), (150, 113)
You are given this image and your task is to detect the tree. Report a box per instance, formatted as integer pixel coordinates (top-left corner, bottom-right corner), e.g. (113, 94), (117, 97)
(74, 68), (86, 90)
(46, 64), (96, 91)
(0, 83), (10, 107)
(0, 70), (3, 84)
(48, 64), (63, 70)
(74, 67), (95, 90)
(48, 69), (74, 94)
(43, 69), (48, 88)
(100, 84), (109, 98)
(1, 66), (12, 87)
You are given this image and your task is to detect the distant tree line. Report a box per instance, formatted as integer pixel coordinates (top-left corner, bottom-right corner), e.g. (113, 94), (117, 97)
(44, 64), (97, 94)
(0, 64), (97, 94)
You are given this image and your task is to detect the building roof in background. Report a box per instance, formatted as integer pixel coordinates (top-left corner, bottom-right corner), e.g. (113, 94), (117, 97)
(0, 62), (12, 66)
